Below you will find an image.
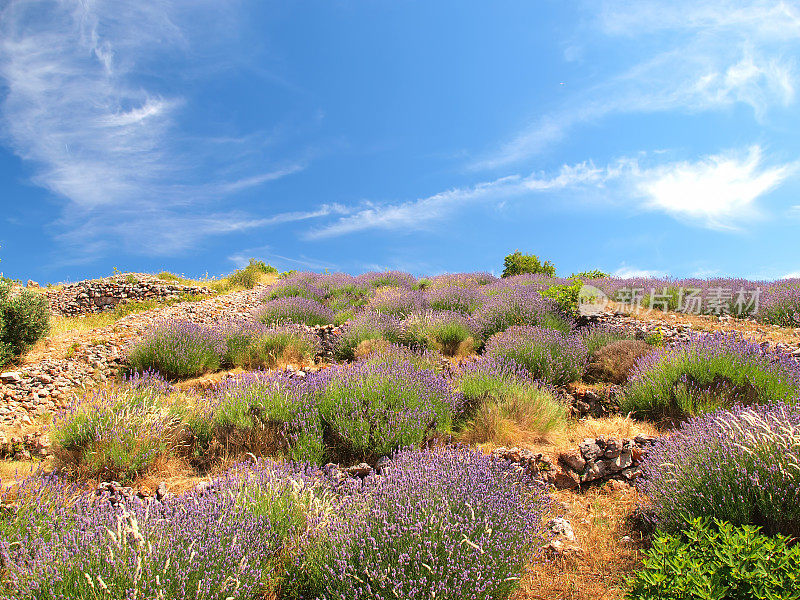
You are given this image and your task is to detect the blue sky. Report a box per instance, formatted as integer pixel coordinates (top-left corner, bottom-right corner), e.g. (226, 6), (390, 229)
(1, 0), (799, 282)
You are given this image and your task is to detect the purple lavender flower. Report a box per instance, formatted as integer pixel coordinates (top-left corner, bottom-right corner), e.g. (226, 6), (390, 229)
(318, 446), (552, 600)
(256, 296), (335, 326)
(484, 325), (588, 386)
(638, 402), (800, 537)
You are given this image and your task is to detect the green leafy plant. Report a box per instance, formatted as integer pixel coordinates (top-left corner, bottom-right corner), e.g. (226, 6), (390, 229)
(626, 517), (800, 600)
(501, 251), (556, 278)
(0, 282), (50, 366)
(570, 270), (609, 279)
(541, 279), (583, 316)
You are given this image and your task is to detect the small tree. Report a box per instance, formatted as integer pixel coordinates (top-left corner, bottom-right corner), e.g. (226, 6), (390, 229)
(501, 251), (556, 278)
(0, 282), (50, 366)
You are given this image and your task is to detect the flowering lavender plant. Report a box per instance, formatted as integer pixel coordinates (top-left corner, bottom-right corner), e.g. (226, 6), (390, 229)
(427, 284), (485, 314)
(257, 296), (335, 327)
(0, 461), (321, 600)
(310, 360), (461, 462)
(211, 371), (325, 463)
(264, 272), (327, 302)
(355, 270), (417, 288)
(484, 325), (588, 386)
(475, 285), (572, 337)
(365, 287), (427, 317)
(638, 403), (800, 537)
(317, 446), (552, 600)
(49, 380), (196, 483)
(623, 332), (800, 420)
(125, 320), (226, 379)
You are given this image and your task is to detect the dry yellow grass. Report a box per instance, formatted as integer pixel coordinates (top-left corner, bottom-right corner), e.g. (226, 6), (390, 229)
(519, 484), (644, 600)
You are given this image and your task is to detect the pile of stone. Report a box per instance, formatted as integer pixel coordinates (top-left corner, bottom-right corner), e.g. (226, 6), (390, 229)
(562, 384), (622, 418)
(0, 430), (50, 460)
(492, 434), (657, 490)
(559, 434), (657, 486)
(47, 274), (213, 316)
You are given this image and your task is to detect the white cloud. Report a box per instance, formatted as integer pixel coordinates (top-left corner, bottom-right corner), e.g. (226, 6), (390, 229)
(612, 264), (667, 278)
(476, 1), (800, 169)
(635, 146), (793, 229)
(0, 0), (310, 258)
(309, 146), (794, 237)
(782, 271), (800, 279)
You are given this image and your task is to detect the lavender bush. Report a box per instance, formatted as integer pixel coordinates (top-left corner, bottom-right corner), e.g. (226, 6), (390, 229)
(485, 325), (588, 386)
(265, 273), (327, 302)
(638, 403), (800, 537)
(355, 270), (416, 288)
(316, 446), (552, 600)
(365, 287), (427, 317)
(427, 284), (485, 314)
(310, 360), (461, 462)
(125, 320), (225, 379)
(0, 461), (322, 600)
(211, 371), (324, 463)
(222, 320), (320, 369)
(475, 286), (572, 337)
(623, 332), (800, 420)
(257, 296), (335, 327)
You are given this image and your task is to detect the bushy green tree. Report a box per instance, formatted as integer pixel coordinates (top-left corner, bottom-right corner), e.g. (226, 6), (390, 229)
(501, 251), (556, 278)
(0, 282), (50, 366)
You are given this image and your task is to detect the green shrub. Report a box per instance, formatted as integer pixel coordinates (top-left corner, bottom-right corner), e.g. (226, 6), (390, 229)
(211, 374), (324, 464)
(224, 329), (319, 370)
(570, 270), (609, 279)
(501, 251), (556, 278)
(0, 283), (50, 365)
(228, 258), (277, 289)
(541, 279), (583, 316)
(626, 518), (800, 600)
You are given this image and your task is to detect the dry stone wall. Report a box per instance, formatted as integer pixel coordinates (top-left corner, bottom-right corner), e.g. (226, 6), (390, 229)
(46, 275), (213, 316)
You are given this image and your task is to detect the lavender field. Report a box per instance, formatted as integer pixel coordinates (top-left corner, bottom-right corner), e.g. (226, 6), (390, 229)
(2, 269), (800, 599)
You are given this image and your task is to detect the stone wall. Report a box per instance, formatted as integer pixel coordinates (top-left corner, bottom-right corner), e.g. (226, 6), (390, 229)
(46, 275), (213, 316)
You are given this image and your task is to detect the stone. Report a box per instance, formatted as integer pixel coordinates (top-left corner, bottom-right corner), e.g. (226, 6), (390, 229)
(558, 450), (586, 473)
(0, 372), (21, 383)
(579, 439), (602, 462)
(346, 463), (373, 478)
(547, 517), (576, 541)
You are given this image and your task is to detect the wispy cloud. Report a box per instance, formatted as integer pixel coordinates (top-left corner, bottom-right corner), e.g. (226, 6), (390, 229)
(612, 264), (667, 278)
(0, 0), (310, 258)
(635, 146), (793, 230)
(309, 145), (794, 237)
(476, 1), (799, 168)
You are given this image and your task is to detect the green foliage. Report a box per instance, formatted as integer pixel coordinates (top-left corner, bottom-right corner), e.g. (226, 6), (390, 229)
(224, 330), (318, 370)
(50, 385), (191, 484)
(541, 279), (583, 316)
(501, 251), (556, 278)
(570, 270), (609, 279)
(626, 518), (800, 600)
(228, 258), (277, 289)
(644, 329), (665, 347)
(0, 282), (50, 365)
(621, 335), (800, 421)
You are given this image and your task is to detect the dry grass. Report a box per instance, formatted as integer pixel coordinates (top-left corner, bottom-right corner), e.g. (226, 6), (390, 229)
(460, 387), (568, 447)
(0, 459), (45, 488)
(519, 484), (644, 600)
